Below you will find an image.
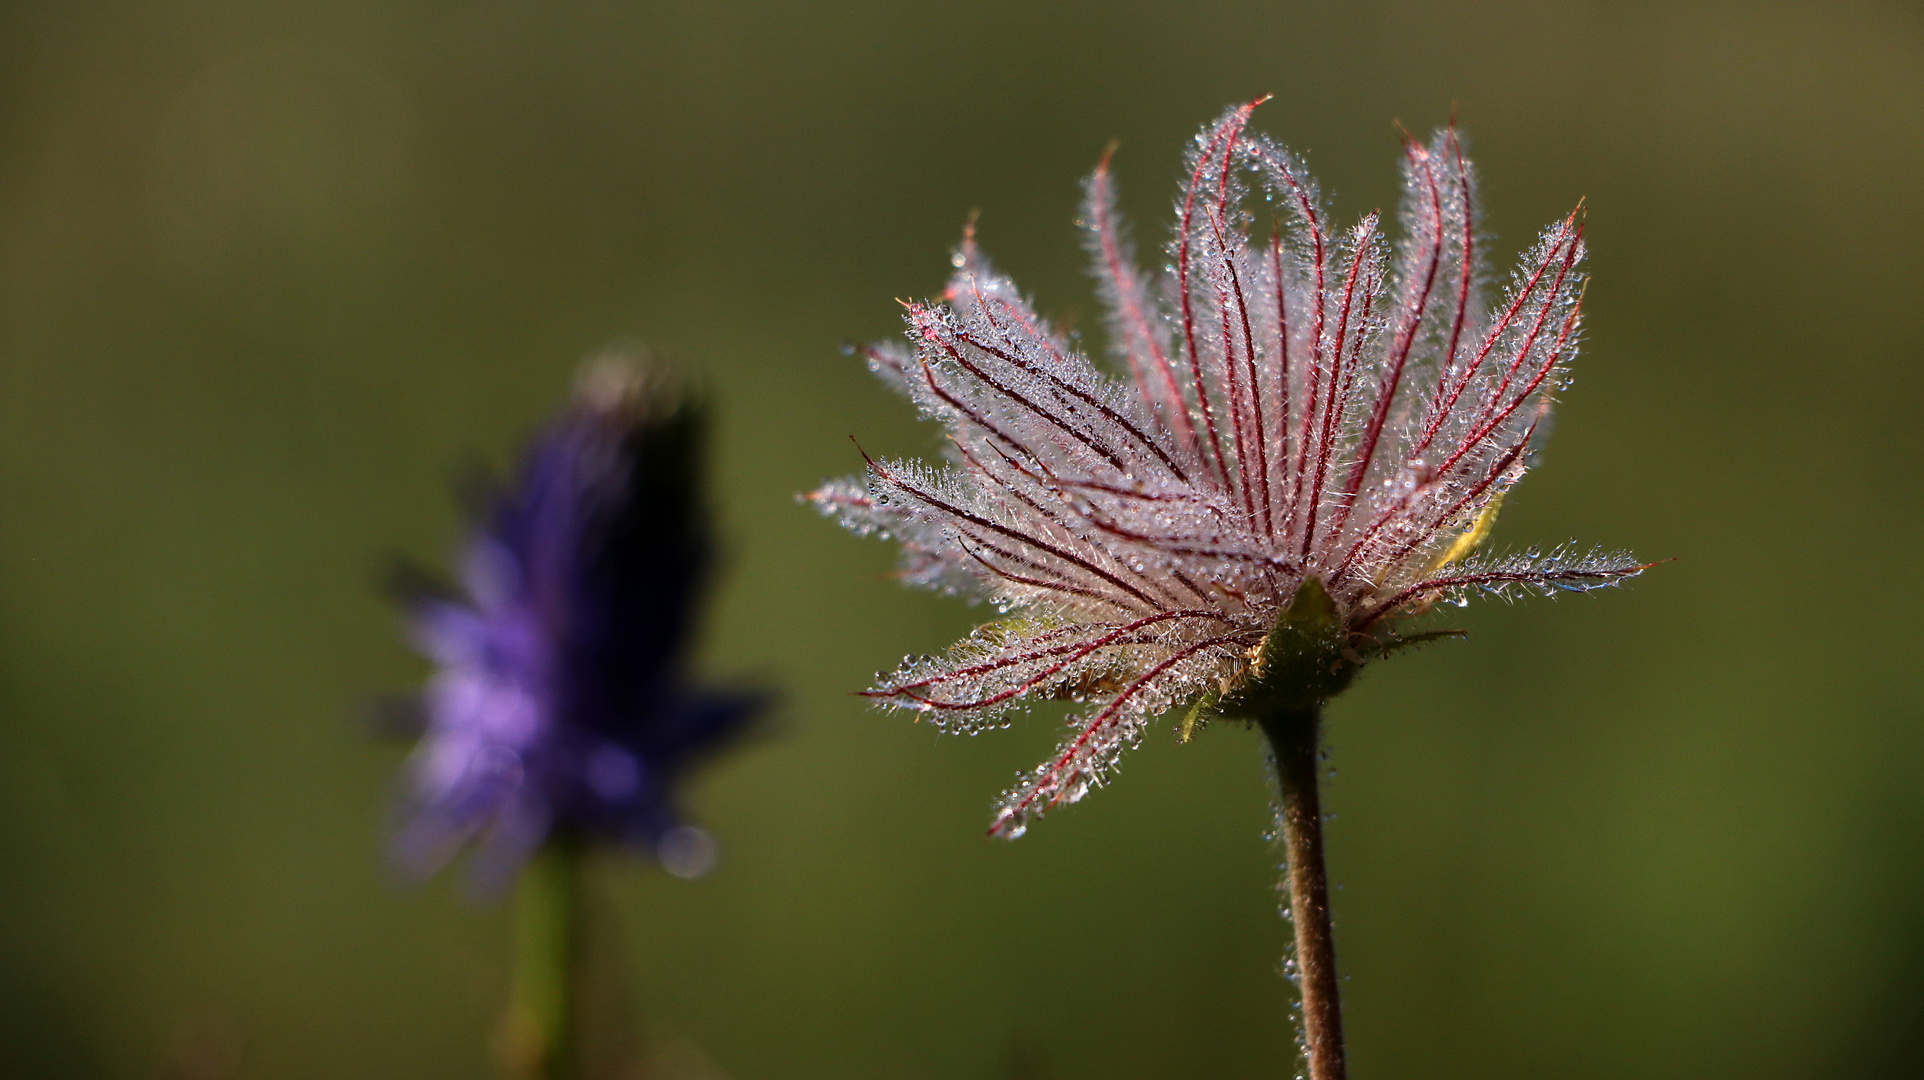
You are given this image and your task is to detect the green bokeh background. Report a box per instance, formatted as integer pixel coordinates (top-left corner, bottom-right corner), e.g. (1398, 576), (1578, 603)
(0, 2), (1918, 1077)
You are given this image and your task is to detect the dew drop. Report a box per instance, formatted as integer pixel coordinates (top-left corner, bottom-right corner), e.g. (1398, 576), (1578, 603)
(657, 825), (718, 880)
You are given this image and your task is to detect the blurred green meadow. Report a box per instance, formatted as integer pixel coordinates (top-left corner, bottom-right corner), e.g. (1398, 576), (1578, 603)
(0, 1), (1919, 1077)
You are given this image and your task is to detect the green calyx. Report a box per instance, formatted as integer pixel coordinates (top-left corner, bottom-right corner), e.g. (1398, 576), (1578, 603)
(1227, 577), (1357, 720)
(1177, 577), (1467, 741)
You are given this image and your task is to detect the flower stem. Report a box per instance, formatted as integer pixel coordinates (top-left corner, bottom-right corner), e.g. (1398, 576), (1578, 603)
(1260, 705), (1346, 1080)
(506, 839), (583, 1080)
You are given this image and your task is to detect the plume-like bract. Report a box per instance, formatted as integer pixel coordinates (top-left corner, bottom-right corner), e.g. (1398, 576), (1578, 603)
(812, 103), (1642, 838)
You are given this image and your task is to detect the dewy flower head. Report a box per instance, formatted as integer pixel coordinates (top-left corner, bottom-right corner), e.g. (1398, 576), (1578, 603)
(812, 101), (1645, 839)
(391, 352), (758, 885)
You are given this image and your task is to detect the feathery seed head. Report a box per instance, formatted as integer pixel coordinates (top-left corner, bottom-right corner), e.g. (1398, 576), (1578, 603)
(811, 102), (1644, 839)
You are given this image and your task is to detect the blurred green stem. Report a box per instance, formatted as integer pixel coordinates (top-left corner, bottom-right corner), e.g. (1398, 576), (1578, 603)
(1260, 706), (1346, 1080)
(508, 839), (583, 1080)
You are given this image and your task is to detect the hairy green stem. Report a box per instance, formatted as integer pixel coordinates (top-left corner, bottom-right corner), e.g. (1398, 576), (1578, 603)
(1260, 706), (1346, 1080)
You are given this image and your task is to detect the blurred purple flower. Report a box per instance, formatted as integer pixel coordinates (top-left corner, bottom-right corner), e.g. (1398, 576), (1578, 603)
(389, 356), (757, 885)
